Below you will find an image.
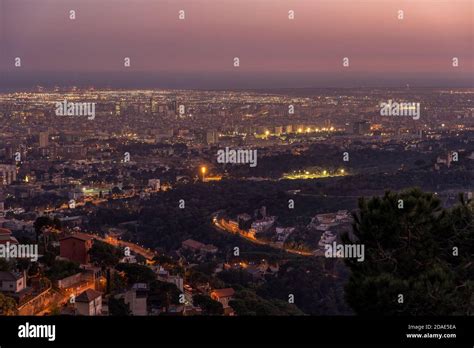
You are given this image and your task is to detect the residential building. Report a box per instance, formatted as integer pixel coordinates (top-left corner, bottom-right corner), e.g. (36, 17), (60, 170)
(0, 271), (26, 293)
(123, 283), (148, 316)
(0, 228), (18, 245)
(210, 288), (235, 309)
(59, 233), (93, 265)
(75, 289), (102, 316)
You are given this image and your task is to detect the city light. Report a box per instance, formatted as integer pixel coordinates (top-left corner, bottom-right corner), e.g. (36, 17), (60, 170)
(0, 0), (468, 333)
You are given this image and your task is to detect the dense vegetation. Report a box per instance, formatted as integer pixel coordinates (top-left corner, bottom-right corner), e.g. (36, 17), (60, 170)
(344, 188), (474, 315)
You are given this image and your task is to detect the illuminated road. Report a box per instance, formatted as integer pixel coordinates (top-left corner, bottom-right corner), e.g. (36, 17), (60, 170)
(83, 233), (157, 261)
(213, 218), (313, 257)
(34, 234), (155, 315)
(36, 280), (95, 316)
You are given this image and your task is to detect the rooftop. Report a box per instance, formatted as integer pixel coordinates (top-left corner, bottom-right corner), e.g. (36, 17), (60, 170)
(211, 288), (235, 298)
(60, 232), (93, 242)
(76, 289), (102, 303)
(0, 271), (23, 281)
(182, 239), (206, 250)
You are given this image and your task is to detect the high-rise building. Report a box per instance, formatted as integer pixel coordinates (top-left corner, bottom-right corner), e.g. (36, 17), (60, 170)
(352, 121), (371, 135)
(0, 190), (4, 216)
(39, 131), (49, 148)
(206, 130), (218, 145)
(167, 100), (177, 117)
(150, 98), (159, 114)
(0, 164), (17, 185)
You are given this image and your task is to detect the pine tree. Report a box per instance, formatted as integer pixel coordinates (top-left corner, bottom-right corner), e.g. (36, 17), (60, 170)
(343, 188), (473, 315)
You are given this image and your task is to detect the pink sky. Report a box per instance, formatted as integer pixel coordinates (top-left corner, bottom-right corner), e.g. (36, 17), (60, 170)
(0, 0), (472, 87)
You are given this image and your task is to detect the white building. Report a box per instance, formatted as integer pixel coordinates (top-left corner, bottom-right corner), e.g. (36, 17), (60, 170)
(251, 217), (276, 234)
(318, 231), (337, 248)
(123, 283), (148, 316)
(147, 179), (160, 191)
(0, 271), (26, 293)
(75, 289), (102, 316)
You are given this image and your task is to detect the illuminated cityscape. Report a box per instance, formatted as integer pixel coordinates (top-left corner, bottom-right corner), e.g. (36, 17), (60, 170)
(0, 86), (472, 317)
(0, 0), (472, 345)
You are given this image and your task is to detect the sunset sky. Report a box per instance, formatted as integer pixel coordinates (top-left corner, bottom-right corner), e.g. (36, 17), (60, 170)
(0, 0), (472, 89)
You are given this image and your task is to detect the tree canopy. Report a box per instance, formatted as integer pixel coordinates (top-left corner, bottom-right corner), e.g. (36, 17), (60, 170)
(344, 188), (474, 315)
